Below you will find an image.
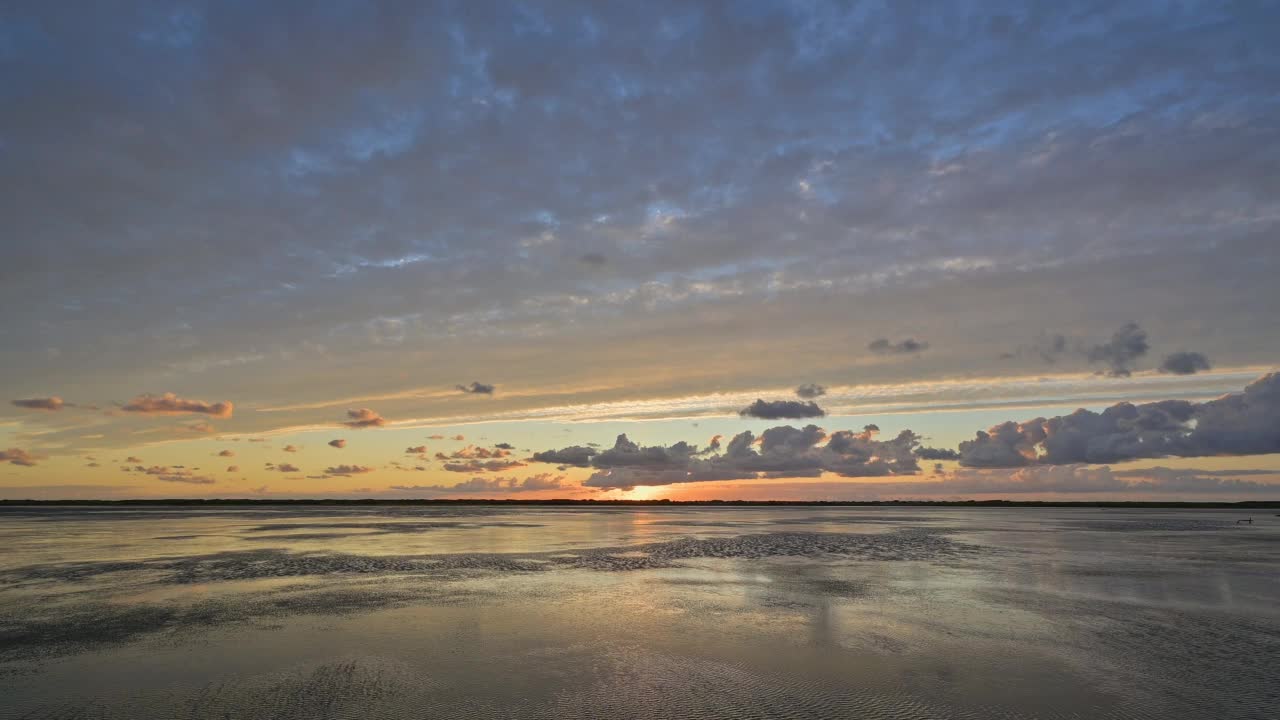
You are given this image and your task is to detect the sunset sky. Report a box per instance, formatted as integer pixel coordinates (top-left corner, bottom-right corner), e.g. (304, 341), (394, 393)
(3, 1), (1278, 500)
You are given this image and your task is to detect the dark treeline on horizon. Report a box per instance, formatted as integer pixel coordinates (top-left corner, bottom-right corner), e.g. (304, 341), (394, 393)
(1, 498), (1277, 509)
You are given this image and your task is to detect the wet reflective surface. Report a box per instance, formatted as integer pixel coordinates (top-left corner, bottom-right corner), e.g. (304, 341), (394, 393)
(1, 506), (1277, 719)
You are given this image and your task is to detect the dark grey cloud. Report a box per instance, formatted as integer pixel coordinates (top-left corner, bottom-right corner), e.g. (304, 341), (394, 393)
(868, 338), (929, 355)
(530, 446), (598, 467)
(578, 253), (607, 267)
(274, 463), (301, 473)
(915, 447), (962, 461)
(794, 383), (826, 399)
(1003, 333), (1072, 363)
(534, 424), (922, 490)
(456, 382), (495, 395)
(328, 439), (346, 448)
(957, 371), (1280, 467)
(217, 449), (234, 457)
(739, 399), (826, 419)
(11, 397), (65, 411)
(1087, 322), (1149, 377)
(494, 442), (515, 450)
(342, 408), (385, 428)
(121, 392), (233, 417)
(1160, 351), (1211, 375)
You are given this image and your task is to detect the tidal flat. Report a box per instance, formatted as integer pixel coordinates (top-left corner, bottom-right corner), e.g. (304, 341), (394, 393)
(0, 506), (1276, 719)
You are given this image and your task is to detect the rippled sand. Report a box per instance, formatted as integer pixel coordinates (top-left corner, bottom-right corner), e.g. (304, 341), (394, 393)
(1, 506), (1276, 719)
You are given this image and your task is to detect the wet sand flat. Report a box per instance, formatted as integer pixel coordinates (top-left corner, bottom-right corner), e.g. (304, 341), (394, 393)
(1, 506), (1277, 719)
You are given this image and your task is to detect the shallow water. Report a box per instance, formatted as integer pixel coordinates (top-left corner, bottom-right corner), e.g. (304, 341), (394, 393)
(0, 506), (1276, 719)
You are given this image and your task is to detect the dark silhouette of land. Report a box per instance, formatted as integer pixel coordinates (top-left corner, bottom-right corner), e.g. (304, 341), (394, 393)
(1, 498), (1278, 509)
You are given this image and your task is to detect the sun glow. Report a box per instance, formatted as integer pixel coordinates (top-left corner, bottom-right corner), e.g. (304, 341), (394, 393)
(622, 486), (665, 500)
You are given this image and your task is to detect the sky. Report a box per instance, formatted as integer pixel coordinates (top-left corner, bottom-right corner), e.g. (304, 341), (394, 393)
(2, 0), (1279, 501)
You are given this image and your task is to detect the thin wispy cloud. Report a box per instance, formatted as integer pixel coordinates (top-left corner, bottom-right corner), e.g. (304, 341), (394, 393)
(11, 397), (66, 411)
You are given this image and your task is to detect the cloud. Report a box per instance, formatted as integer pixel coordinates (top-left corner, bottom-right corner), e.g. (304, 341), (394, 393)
(405, 445), (427, 454)
(868, 338), (929, 355)
(121, 392), (233, 418)
(535, 424), (922, 490)
(275, 463), (301, 473)
(1003, 333), (1073, 364)
(1087, 322), (1149, 377)
(126, 456), (142, 463)
(530, 446), (598, 466)
(915, 446), (962, 461)
(343, 408), (386, 428)
(956, 371), (1280, 467)
(182, 421), (217, 434)
(156, 474), (216, 485)
(328, 439), (346, 448)
(139, 465), (216, 484)
(434, 445), (511, 460)
(441, 459), (526, 473)
(1160, 351), (1212, 375)
(495, 442), (515, 450)
(456, 381), (496, 395)
(11, 397), (65, 411)
(1, 1), (1277, 438)
(427, 435), (446, 440)
(1, 448), (39, 467)
(391, 473), (568, 494)
(217, 449), (235, 457)
(739, 399), (826, 420)
(283, 444), (299, 453)
(916, 465), (1276, 495)
(578, 253), (608, 267)
(795, 383), (827, 399)
(324, 464), (375, 475)
(226, 465), (239, 472)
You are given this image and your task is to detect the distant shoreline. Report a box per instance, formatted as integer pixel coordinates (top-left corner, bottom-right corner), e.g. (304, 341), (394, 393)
(1, 498), (1278, 509)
